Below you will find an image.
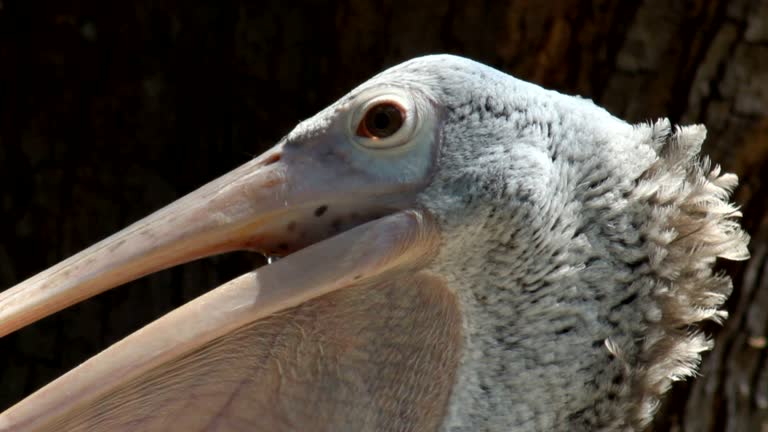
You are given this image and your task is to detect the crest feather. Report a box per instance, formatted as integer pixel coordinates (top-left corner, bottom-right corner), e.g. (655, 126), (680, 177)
(626, 120), (749, 428)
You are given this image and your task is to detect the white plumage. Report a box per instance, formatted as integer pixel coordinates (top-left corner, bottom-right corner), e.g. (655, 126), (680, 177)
(366, 55), (748, 430)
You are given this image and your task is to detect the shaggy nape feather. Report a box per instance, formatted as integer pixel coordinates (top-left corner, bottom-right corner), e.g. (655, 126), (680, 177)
(622, 119), (749, 428)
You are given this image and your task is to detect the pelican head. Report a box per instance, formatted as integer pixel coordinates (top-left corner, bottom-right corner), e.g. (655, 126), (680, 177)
(0, 55), (749, 431)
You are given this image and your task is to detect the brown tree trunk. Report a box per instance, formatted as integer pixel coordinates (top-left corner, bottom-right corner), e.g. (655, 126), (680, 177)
(1, 1), (766, 430)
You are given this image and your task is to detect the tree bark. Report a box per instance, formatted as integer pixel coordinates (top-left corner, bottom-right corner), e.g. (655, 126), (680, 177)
(0, 1), (766, 430)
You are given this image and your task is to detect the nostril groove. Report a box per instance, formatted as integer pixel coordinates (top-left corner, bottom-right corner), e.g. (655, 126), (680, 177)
(314, 205), (328, 217)
(263, 153), (281, 166)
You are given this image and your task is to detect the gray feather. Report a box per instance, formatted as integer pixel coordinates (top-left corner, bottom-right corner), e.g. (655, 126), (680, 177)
(351, 55), (749, 431)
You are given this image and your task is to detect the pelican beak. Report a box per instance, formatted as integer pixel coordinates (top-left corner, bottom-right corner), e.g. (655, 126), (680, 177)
(0, 137), (428, 338)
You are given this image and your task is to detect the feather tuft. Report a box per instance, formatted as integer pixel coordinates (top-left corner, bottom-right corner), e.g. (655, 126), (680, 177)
(625, 122), (749, 428)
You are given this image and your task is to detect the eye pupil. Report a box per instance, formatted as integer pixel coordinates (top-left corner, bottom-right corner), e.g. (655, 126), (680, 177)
(359, 103), (404, 139)
(374, 112), (391, 130)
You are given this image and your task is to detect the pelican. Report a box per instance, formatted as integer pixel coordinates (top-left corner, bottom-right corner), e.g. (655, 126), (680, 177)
(0, 55), (749, 431)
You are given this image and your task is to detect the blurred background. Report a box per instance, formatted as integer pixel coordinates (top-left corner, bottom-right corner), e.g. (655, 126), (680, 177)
(0, 1), (767, 430)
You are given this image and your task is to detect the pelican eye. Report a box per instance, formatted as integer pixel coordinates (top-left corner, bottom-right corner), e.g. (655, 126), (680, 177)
(350, 92), (419, 151)
(356, 102), (405, 139)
